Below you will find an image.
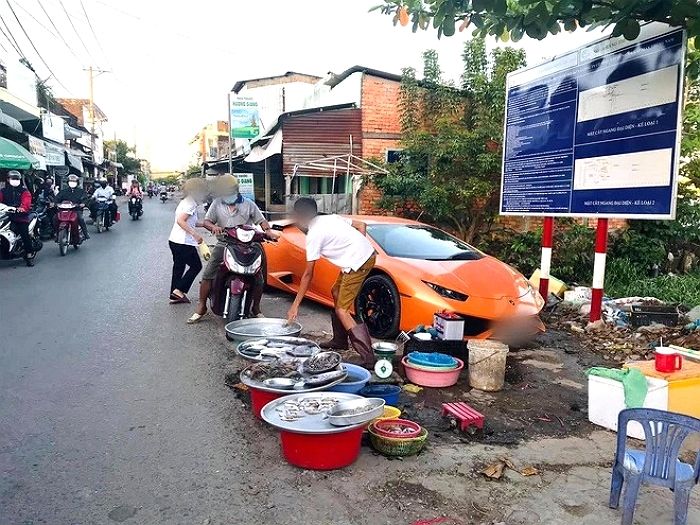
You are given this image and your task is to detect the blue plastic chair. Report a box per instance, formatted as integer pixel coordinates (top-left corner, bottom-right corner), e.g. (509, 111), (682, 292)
(609, 408), (700, 525)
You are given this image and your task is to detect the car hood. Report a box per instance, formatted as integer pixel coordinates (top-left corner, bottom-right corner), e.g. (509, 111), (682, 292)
(393, 256), (533, 300)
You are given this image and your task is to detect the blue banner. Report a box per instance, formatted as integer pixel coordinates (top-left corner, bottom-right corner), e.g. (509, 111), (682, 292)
(500, 24), (685, 219)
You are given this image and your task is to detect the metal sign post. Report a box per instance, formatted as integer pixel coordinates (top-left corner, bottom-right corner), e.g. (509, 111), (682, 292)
(590, 219), (609, 322)
(539, 217), (554, 300)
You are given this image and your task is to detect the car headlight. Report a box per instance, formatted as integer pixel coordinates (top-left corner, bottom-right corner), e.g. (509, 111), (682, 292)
(423, 281), (468, 301)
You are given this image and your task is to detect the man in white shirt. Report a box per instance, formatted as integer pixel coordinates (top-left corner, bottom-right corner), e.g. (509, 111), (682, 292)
(287, 198), (376, 365)
(89, 178), (116, 220)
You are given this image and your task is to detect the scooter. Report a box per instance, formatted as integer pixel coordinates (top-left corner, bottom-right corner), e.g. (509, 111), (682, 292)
(0, 203), (42, 262)
(128, 196), (143, 220)
(55, 201), (85, 256)
(209, 225), (266, 322)
(95, 196), (115, 233)
(33, 196), (55, 240)
(160, 191), (168, 204)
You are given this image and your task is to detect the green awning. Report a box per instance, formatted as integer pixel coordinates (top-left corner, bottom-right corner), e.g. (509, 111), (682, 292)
(0, 137), (40, 170)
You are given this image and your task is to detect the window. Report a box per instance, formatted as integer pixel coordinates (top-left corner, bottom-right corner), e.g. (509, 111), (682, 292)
(367, 224), (483, 261)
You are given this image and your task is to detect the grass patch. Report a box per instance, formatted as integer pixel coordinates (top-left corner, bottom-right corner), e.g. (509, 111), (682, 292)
(606, 272), (700, 307)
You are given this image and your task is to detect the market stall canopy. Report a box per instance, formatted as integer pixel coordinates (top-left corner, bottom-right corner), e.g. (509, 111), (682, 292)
(66, 150), (84, 172)
(245, 129), (282, 163)
(0, 137), (40, 169)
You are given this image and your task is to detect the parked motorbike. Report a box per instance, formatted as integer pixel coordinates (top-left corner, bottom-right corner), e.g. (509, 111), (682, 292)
(95, 196), (115, 233)
(128, 196), (143, 220)
(33, 196), (55, 240)
(209, 225), (267, 322)
(55, 201), (85, 256)
(0, 203), (42, 262)
(160, 191), (168, 204)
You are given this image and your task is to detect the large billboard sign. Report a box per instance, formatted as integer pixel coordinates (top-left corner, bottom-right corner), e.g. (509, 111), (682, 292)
(229, 95), (260, 139)
(500, 23), (686, 219)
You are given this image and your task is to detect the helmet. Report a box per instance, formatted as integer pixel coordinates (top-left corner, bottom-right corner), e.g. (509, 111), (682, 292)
(67, 174), (79, 182)
(7, 170), (21, 180)
(214, 174), (239, 197)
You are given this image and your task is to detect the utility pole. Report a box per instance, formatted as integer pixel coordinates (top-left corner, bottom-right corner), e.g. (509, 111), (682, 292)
(84, 66), (110, 179)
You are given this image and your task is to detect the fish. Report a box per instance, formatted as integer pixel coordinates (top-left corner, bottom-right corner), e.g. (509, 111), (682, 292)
(302, 370), (346, 387)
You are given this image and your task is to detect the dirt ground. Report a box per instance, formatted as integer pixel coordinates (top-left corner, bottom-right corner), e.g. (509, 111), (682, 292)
(220, 292), (700, 525)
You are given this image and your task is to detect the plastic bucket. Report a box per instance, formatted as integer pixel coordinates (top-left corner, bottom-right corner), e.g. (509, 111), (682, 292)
(249, 388), (285, 419)
(279, 427), (364, 470)
(467, 340), (509, 391)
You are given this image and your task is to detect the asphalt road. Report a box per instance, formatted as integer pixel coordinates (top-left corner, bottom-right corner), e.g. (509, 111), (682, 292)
(0, 196), (329, 525)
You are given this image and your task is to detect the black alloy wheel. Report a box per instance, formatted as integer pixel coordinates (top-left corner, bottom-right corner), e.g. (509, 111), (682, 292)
(355, 274), (401, 339)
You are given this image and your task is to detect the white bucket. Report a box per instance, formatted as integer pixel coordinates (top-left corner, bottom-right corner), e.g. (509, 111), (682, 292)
(467, 340), (509, 391)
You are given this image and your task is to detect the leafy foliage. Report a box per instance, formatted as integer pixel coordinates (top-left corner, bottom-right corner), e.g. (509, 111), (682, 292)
(104, 139), (142, 175)
(374, 39), (525, 242)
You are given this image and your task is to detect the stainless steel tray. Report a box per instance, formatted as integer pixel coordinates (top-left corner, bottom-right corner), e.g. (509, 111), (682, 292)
(235, 336), (320, 362)
(239, 366), (347, 394)
(225, 318), (302, 342)
(261, 392), (366, 434)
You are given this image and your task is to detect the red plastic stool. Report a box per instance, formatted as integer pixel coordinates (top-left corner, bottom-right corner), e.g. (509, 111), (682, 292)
(441, 402), (484, 433)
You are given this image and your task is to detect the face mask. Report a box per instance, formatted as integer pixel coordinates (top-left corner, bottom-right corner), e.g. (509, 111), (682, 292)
(68, 182), (78, 188)
(100, 183), (107, 188)
(222, 194), (243, 205)
(9, 179), (20, 187)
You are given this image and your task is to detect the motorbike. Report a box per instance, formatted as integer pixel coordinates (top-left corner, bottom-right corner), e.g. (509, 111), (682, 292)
(128, 196), (143, 220)
(33, 196), (55, 240)
(0, 203), (42, 262)
(147, 188), (154, 199)
(95, 196), (115, 233)
(160, 191), (168, 204)
(55, 201), (85, 256)
(209, 225), (267, 322)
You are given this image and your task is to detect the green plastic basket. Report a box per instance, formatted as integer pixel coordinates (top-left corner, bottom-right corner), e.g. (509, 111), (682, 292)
(368, 424), (428, 457)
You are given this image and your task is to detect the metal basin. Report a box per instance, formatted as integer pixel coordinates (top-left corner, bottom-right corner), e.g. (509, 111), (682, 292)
(327, 398), (385, 427)
(225, 318), (302, 342)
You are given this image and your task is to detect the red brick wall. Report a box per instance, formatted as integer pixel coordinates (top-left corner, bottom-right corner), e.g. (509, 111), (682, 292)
(359, 74), (403, 215)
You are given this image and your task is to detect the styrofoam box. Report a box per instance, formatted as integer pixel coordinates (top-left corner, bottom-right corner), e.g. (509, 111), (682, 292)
(588, 375), (668, 440)
(434, 313), (464, 340)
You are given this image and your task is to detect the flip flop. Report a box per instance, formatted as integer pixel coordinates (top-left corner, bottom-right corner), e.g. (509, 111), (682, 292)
(187, 311), (208, 324)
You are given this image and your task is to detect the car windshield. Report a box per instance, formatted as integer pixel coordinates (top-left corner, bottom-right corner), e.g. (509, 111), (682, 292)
(367, 224), (483, 261)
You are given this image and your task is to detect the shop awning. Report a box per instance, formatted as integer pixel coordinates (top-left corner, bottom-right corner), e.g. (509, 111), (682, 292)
(0, 109), (22, 133)
(245, 128), (282, 163)
(0, 137), (40, 169)
(66, 152), (84, 171)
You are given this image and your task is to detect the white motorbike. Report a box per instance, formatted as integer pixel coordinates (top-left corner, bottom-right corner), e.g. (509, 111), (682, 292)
(0, 203), (42, 262)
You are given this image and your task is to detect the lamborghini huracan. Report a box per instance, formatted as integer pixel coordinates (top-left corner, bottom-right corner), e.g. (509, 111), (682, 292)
(264, 216), (544, 339)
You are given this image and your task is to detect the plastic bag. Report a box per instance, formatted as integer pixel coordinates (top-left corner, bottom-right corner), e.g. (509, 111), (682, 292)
(199, 242), (211, 261)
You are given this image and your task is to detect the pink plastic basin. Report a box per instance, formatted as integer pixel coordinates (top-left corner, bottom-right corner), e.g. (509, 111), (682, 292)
(402, 356), (464, 387)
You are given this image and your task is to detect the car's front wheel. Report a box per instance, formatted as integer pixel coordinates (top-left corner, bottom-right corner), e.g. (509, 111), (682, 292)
(356, 274), (401, 339)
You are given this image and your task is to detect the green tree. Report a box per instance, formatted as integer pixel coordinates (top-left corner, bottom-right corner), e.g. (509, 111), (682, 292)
(104, 139), (142, 175)
(374, 39), (526, 242)
(185, 164), (202, 179)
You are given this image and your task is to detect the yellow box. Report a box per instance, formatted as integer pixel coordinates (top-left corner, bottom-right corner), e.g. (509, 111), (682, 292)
(529, 269), (568, 297)
(625, 361), (700, 419)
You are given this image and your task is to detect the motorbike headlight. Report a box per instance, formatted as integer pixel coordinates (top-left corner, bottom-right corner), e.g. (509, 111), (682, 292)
(423, 281), (468, 301)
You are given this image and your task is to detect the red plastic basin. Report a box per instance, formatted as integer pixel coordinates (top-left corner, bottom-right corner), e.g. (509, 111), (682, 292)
(279, 427), (364, 470)
(249, 387), (285, 419)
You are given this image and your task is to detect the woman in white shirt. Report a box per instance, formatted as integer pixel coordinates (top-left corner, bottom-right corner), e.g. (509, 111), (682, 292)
(168, 179), (206, 304)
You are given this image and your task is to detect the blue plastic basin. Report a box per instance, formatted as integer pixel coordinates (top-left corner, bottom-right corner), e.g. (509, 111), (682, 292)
(359, 384), (401, 406)
(327, 363), (371, 394)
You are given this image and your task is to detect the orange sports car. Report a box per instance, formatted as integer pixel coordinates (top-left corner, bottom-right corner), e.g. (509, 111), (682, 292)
(264, 215), (544, 339)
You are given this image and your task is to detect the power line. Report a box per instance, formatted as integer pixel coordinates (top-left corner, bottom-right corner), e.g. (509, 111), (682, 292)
(57, 0), (96, 64)
(36, 0), (82, 62)
(5, 0), (70, 91)
(0, 11), (25, 58)
(0, 20), (19, 55)
(79, 0), (110, 68)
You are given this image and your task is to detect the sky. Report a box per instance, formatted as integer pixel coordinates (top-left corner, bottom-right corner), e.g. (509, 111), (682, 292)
(0, 0), (606, 171)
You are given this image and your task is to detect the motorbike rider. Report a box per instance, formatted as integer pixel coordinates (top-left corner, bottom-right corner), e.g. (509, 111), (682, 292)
(34, 176), (56, 201)
(54, 174), (90, 239)
(187, 174), (280, 324)
(126, 179), (143, 215)
(89, 178), (115, 220)
(0, 170), (36, 266)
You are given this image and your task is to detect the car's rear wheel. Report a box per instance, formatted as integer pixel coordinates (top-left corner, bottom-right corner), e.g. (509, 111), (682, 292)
(356, 274), (401, 339)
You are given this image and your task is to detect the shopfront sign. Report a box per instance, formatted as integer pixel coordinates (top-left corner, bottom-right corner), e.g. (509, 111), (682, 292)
(229, 96), (261, 139)
(500, 23), (685, 220)
(236, 173), (255, 200)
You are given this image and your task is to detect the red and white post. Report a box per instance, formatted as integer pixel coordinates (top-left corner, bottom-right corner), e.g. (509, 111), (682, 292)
(590, 218), (609, 322)
(539, 217), (554, 300)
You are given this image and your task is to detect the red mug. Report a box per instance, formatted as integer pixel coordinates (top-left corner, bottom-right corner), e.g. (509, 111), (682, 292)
(655, 347), (682, 373)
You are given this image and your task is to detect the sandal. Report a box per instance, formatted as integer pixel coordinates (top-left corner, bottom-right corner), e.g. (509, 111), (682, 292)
(187, 311), (208, 324)
(170, 294), (191, 304)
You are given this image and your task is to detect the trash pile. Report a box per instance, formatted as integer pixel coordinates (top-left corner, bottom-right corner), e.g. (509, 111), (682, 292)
(548, 291), (700, 362)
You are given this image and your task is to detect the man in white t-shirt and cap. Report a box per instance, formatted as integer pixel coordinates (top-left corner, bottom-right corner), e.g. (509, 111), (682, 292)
(287, 198), (376, 365)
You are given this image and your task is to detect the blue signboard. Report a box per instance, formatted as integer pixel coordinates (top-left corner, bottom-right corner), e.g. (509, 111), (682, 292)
(500, 24), (686, 219)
